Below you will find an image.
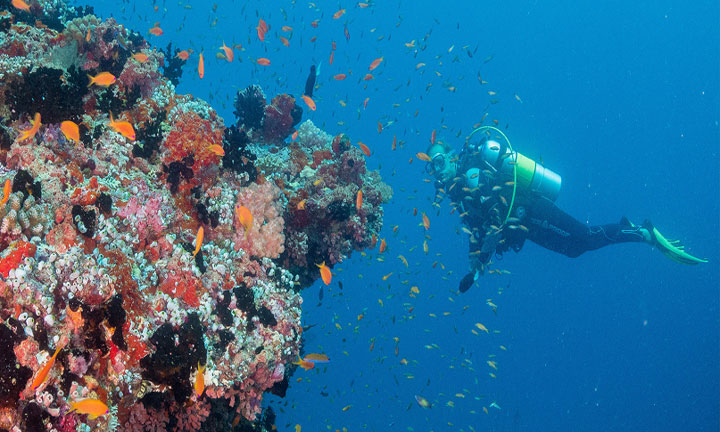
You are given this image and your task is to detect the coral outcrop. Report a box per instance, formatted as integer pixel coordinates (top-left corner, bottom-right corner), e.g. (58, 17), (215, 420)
(0, 1), (390, 432)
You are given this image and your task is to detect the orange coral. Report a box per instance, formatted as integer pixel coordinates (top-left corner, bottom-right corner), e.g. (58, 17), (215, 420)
(162, 111), (224, 172)
(70, 176), (109, 206)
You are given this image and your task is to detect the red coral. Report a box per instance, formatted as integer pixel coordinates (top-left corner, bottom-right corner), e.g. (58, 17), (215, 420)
(262, 94), (297, 144)
(70, 175), (109, 206)
(158, 273), (201, 308)
(311, 149), (333, 169)
(0, 241), (36, 277)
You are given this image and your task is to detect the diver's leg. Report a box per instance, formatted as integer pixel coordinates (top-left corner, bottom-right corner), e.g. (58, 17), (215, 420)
(521, 197), (646, 258)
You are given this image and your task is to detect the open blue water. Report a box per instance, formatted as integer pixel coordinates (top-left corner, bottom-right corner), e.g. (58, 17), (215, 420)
(91, 1), (719, 430)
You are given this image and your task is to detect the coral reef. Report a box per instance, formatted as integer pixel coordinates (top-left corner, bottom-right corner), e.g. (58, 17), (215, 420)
(0, 2), (390, 432)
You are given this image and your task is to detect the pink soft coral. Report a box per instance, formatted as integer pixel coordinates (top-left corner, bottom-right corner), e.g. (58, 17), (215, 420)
(117, 195), (166, 243)
(121, 403), (169, 432)
(233, 182), (285, 259)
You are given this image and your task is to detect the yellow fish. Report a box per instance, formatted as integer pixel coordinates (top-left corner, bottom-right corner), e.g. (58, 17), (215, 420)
(68, 399), (109, 420)
(192, 226), (203, 257)
(235, 205), (253, 238)
(194, 362), (206, 397)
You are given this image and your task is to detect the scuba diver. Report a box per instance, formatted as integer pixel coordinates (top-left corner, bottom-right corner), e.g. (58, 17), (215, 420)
(425, 126), (708, 293)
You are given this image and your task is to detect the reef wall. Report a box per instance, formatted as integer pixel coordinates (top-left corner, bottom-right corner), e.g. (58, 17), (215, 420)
(0, 2), (390, 431)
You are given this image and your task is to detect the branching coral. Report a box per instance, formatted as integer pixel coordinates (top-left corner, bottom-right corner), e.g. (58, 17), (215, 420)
(160, 43), (187, 87)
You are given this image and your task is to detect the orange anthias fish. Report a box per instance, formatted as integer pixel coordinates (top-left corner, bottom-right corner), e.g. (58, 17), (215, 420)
(219, 42), (233, 62)
(303, 353), (330, 363)
(378, 238), (387, 253)
(356, 189), (363, 211)
(195, 362), (206, 397)
(281, 26), (293, 32)
(192, 226), (204, 257)
(377, 121), (383, 134)
(257, 18), (268, 41)
(293, 355), (315, 371)
(333, 73), (346, 80)
(368, 56), (383, 71)
(87, 72), (116, 87)
(108, 113), (135, 140)
(422, 212), (430, 230)
(68, 398), (109, 420)
(358, 142), (371, 157)
(333, 8), (346, 19)
(416, 152), (431, 162)
(316, 261), (331, 285)
(279, 36), (290, 47)
(149, 25), (163, 36)
(208, 144), (224, 156)
(362, 73), (374, 81)
(431, 129), (437, 144)
(235, 205), (253, 238)
(257, 57), (271, 66)
(60, 120), (80, 144)
(32, 341), (65, 390)
(301, 95), (316, 111)
(0, 179), (11, 206)
(132, 53), (149, 63)
(198, 53), (204, 79)
(17, 112), (41, 142)
(12, 0), (30, 11)
(176, 50), (190, 61)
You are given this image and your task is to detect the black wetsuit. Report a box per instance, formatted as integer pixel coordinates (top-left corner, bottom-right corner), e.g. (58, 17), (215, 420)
(512, 196), (646, 258)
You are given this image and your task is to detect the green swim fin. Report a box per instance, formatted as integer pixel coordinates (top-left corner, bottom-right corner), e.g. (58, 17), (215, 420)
(644, 220), (708, 265)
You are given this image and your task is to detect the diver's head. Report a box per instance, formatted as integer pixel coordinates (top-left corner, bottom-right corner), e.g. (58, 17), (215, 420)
(426, 142), (456, 184)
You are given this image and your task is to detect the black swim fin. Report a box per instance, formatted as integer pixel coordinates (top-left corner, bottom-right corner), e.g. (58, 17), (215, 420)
(459, 272), (475, 293)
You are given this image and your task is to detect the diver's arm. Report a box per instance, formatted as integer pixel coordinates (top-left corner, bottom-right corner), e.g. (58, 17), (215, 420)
(458, 220), (490, 292)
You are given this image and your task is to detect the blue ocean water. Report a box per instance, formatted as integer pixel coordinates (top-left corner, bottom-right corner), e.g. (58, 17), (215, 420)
(91, 1), (719, 430)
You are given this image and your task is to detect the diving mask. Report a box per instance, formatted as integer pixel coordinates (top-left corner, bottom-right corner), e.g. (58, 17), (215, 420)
(431, 153), (447, 172)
